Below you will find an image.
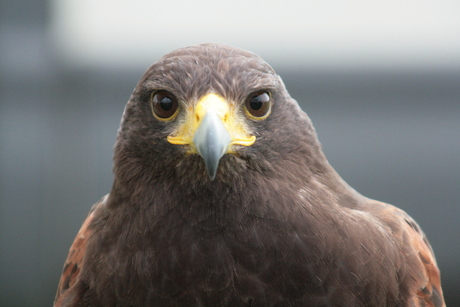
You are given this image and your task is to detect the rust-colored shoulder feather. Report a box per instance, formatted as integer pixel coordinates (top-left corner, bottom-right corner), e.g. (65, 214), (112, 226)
(368, 201), (445, 307)
(399, 211), (444, 307)
(54, 196), (107, 307)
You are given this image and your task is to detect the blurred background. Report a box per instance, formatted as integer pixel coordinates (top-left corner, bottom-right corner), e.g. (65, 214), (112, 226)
(1, 0), (459, 305)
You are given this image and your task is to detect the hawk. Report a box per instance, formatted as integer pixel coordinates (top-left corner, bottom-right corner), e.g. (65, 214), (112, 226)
(55, 43), (445, 306)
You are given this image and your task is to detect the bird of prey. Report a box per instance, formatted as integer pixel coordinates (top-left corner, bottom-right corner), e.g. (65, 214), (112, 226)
(54, 43), (445, 306)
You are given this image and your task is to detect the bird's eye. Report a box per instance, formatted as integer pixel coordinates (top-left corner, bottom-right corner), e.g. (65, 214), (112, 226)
(245, 91), (271, 119)
(151, 90), (179, 120)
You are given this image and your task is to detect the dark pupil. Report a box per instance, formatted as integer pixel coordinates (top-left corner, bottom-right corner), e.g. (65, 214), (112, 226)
(250, 96), (263, 110)
(160, 96), (173, 111)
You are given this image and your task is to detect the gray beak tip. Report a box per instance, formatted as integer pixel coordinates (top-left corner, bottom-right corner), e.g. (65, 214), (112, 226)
(208, 170), (217, 181)
(193, 111), (231, 181)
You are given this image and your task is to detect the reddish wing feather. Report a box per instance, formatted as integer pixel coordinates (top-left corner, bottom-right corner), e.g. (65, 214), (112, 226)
(403, 214), (445, 307)
(376, 202), (445, 307)
(54, 197), (106, 306)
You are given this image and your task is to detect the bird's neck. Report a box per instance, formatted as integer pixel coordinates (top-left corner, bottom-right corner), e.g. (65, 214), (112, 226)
(108, 154), (364, 231)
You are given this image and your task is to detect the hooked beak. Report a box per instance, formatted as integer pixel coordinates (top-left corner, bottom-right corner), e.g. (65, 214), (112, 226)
(193, 111), (231, 180)
(167, 93), (255, 180)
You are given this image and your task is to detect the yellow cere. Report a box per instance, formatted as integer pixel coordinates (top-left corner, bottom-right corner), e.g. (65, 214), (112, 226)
(167, 93), (256, 153)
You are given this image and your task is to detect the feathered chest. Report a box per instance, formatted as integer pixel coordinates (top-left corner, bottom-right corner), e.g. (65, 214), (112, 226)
(83, 200), (403, 306)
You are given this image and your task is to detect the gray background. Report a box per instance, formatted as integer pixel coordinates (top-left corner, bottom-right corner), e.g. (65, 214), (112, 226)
(1, 1), (459, 306)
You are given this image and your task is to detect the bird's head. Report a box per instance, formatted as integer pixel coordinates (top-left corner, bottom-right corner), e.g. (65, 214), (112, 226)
(113, 43), (326, 190)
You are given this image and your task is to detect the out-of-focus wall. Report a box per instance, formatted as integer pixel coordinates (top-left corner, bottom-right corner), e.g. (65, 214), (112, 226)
(1, 1), (459, 306)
